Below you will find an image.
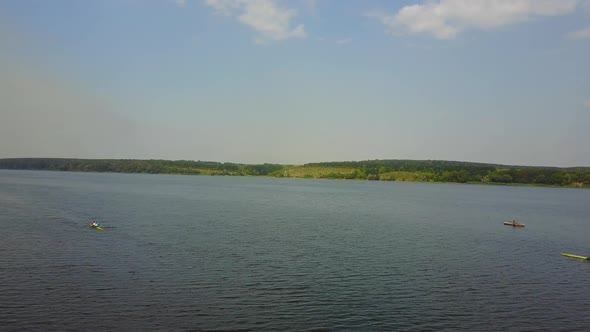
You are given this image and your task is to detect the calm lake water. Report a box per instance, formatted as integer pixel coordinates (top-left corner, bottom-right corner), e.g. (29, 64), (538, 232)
(1, 170), (589, 331)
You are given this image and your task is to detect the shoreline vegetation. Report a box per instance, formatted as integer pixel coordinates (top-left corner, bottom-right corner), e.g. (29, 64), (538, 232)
(1, 158), (589, 188)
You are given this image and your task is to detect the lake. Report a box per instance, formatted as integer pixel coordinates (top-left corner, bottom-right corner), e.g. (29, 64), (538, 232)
(1, 170), (589, 331)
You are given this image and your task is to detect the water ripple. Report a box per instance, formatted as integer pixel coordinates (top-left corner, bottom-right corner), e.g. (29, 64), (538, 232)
(1, 171), (589, 331)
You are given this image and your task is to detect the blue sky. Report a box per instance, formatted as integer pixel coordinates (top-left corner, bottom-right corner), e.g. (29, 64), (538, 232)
(1, 0), (589, 166)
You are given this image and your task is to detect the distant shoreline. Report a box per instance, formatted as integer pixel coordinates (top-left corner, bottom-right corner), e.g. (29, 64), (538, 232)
(1, 168), (588, 190)
(1, 158), (588, 189)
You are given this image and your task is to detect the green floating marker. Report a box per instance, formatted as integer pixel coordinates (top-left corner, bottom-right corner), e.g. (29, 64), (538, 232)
(561, 253), (588, 260)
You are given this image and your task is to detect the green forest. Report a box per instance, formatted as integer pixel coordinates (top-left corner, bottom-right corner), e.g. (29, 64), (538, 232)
(1, 158), (589, 188)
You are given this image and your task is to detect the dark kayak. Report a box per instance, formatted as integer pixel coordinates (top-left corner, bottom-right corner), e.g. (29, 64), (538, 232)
(503, 221), (525, 227)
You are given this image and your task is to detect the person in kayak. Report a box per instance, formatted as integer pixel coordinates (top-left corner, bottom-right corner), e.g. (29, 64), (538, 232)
(91, 221), (100, 227)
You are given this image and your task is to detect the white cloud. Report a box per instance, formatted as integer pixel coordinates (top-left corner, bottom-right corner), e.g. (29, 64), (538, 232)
(368, 0), (582, 40)
(336, 38), (352, 45)
(567, 25), (590, 39)
(301, 0), (319, 15)
(205, 0), (306, 42)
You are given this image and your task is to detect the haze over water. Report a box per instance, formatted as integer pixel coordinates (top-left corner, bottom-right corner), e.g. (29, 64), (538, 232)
(1, 170), (589, 331)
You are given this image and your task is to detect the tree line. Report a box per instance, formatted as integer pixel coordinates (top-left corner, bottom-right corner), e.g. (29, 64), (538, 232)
(1, 158), (588, 187)
(301, 160), (590, 186)
(0, 158), (282, 176)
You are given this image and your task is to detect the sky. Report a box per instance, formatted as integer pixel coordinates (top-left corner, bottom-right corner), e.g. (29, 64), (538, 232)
(1, 0), (589, 167)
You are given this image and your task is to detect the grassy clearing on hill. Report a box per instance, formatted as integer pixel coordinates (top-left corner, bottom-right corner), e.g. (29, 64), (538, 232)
(279, 166), (358, 179)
